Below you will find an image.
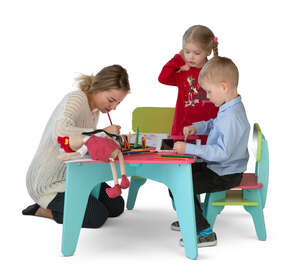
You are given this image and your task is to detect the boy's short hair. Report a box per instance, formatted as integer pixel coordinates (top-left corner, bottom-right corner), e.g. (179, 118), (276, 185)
(199, 56), (239, 88)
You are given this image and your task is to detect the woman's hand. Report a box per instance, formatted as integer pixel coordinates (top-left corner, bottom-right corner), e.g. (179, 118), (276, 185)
(103, 125), (121, 135)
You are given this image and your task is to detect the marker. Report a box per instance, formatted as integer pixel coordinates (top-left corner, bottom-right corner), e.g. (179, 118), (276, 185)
(135, 127), (139, 147)
(142, 136), (146, 148)
(122, 135), (129, 149)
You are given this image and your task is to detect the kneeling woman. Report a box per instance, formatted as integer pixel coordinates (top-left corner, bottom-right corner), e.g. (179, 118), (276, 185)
(23, 65), (130, 228)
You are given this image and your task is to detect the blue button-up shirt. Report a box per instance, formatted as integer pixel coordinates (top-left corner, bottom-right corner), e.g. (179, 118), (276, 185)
(185, 95), (250, 176)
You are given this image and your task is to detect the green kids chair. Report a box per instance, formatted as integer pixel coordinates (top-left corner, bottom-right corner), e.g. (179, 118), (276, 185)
(126, 107), (174, 210)
(203, 123), (269, 240)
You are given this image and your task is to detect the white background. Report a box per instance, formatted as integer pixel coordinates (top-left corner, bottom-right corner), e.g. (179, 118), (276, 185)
(1, 0), (299, 272)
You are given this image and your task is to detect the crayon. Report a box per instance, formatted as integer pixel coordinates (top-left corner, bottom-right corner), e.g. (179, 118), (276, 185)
(160, 154), (194, 159)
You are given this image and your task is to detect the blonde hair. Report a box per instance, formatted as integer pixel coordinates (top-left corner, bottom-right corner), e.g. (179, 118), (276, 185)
(199, 56), (239, 88)
(76, 64), (130, 94)
(183, 25), (218, 56)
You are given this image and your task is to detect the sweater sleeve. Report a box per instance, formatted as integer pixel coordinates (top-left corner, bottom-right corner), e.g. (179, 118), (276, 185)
(158, 54), (185, 86)
(54, 92), (95, 139)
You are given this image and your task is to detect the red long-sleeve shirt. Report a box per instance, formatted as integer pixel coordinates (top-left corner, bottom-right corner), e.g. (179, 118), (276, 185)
(158, 54), (219, 144)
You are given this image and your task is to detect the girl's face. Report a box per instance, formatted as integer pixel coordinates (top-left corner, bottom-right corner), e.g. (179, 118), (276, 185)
(183, 42), (210, 68)
(91, 89), (128, 113)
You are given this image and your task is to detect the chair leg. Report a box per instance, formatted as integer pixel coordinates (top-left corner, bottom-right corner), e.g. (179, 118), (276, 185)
(205, 192), (226, 228)
(202, 193), (209, 217)
(244, 206), (267, 241)
(126, 176), (147, 210)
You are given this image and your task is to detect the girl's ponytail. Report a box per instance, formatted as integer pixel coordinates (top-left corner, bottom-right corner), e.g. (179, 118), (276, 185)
(212, 38), (219, 57)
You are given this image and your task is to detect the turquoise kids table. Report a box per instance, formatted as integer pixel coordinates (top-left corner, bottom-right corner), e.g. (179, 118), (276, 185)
(61, 152), (198, 259)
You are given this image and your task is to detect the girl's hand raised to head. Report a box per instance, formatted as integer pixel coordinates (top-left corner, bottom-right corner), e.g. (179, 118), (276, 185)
(178, 64), (191, 72)
(103, 125), (121, 135)
(178, 49), (190, 72)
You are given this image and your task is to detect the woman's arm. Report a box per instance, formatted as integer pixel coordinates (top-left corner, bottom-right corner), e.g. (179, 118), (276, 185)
(54, 92), (95, 140)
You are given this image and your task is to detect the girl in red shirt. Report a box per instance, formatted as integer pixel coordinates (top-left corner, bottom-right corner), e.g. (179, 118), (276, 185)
(158, 25), (219, 144)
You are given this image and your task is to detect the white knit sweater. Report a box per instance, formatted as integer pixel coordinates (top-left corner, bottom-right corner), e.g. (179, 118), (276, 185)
(26, 90), (100, 208)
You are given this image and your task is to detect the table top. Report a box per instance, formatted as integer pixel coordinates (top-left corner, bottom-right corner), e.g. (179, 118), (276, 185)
(66, 152), (196, 164)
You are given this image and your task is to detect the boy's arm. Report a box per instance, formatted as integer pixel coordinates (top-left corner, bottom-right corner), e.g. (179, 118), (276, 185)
(193, 119), (215, 135)
(158, 54), (185, 86)
(185, 118), (245, 162)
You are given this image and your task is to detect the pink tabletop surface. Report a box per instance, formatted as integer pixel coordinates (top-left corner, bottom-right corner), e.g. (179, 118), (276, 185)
(67, 152), (196, 164)
(168, 135), (201, 140)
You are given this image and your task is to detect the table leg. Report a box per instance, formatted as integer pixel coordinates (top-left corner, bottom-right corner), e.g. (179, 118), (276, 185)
(61, 169), (91, 256)
(61, 164), (109, 256)
(134, 163), (198, 259)
(126, 176), (147, 210)
(169, 164), (198, 260)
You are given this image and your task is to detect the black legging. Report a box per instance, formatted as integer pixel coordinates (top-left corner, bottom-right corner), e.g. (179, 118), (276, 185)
(47, 182), (124, 228)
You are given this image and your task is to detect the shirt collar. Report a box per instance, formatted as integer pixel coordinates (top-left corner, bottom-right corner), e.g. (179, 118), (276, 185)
(219, 95), (241, 113)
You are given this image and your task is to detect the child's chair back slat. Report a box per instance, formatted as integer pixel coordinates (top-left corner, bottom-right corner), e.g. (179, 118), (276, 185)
(254, 123), (269, 209)
(132, 107), (174, 133)
(257, 135), (269, 209)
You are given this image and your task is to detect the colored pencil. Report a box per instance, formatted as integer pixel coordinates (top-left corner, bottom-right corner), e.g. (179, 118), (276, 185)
(123, 150), (155, 155)
(160, 154), (194, 159)
(154, 156), (190, 160)
(107, 112), (113, 125)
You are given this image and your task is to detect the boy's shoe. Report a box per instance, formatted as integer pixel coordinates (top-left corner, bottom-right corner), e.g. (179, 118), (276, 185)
(179, 232), (217, 248)
(170, 221), (180, 231)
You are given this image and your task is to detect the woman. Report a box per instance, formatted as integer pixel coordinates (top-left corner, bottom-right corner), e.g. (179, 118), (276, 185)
(23, 64), (130, 228)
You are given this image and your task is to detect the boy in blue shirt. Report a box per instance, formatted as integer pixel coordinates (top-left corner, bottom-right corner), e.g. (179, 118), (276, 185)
(172, 56), (250, 247)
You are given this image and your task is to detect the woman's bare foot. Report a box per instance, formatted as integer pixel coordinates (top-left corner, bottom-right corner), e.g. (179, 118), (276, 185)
(35, 207), (53, 219)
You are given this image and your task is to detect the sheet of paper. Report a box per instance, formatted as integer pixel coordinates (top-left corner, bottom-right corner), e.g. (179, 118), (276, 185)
(129, 133), (169, 150)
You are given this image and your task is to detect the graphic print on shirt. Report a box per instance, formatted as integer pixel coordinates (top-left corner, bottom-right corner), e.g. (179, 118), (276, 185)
(185, 76), (209, 107)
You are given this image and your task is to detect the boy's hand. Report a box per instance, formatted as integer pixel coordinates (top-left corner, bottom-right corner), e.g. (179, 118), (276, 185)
(173, 141), (186, 154)
(183, 125), (196, 139)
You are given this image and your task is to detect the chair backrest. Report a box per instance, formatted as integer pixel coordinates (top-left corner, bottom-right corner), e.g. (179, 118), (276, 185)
(253, 123), (269, 209)
(132, 107), (174, 133)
